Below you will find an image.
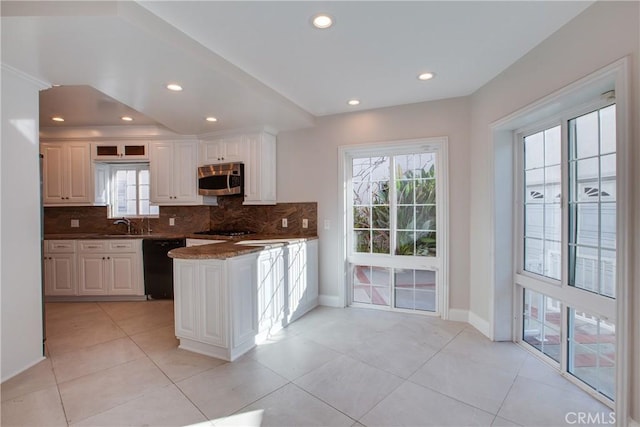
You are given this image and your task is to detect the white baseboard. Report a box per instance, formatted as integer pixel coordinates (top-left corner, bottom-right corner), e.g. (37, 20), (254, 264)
(1, 356), (46, 383)
(447, 309), (469, 323)
(318, 294), (342, 307)
(468, 311), (493, 340)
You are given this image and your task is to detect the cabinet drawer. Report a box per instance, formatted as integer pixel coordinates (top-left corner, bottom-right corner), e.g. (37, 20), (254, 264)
(45, 240), (76, 253)
(108, 240), (139, 252)
(78, 239), (139, 253)
(78, 240), (108, 252)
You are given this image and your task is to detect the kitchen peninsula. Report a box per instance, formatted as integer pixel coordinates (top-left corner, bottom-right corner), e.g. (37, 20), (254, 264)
(168, 236), (318, 361)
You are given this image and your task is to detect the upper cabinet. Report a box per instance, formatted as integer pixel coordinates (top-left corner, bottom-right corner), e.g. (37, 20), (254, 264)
(91, 141), (148, 161)
(41, 142), (92, 206)
(200, 132), (277, 205)
(200, 135), (246, 165)
(244, 132), (276, 205)
(149, 140), (201, 205)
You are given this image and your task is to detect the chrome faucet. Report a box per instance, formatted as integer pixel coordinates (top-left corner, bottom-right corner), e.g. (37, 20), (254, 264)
(113, 218), (132, 234)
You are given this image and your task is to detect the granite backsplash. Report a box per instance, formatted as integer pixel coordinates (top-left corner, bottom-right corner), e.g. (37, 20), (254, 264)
(210, 196), (317, 236)
(44, 198), (317, 236)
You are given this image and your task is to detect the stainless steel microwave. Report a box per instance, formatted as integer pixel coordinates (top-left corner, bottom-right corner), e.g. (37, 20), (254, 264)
(197, 163), (244, 196)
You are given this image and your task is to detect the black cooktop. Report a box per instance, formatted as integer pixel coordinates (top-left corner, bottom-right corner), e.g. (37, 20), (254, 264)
(193, 230), (254, 237)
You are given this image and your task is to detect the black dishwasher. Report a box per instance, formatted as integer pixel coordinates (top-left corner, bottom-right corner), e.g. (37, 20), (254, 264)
(143, 238), (185, 299)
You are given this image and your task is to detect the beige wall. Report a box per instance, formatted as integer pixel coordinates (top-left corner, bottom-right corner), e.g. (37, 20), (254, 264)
(277, 97), (471, 312)
(468, 1), (639, 420)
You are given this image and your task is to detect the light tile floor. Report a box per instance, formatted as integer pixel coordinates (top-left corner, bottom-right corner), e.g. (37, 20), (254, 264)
(1, 301), (612, 426)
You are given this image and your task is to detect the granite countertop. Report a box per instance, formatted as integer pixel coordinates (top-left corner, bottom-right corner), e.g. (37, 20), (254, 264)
(44, 233), (188, 240)
(43, 232), (318, 261)
(167, 235), (317, 260)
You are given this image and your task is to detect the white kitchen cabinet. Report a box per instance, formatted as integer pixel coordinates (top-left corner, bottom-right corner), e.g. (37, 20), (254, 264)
(77, 240), (143, 297)
(243, 132), (276, 205)
(41, 142), (92, 205)
(253, 239), (318, 337)
(290, 239), (318, 322)
(256, 246), (285, 340)
(198, 131), (276, 205)
(92, 141), (148, 161)
(43, 240), (77, 296)
(173, 253), (258, 361)
(200, 135), (246, 165)
(149, 141), (200, 205)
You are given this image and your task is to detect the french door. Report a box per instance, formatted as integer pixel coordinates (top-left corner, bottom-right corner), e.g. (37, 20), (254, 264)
(343, 138), (448, 316)
(516, 102), (617, 404)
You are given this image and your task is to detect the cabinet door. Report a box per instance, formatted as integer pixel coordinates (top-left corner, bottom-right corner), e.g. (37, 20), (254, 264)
(41, 144), (66, 204)
(92, 142), (148, 161)
(149, 142), (174, 204)
(201, 137), (246, 165)
(221, 136), (246, 163)
(201, 141), (225, 165)
(77, 254), (108, 295)
(306, 240), (319, 306)
(174, 261), (199, 340)
(173, 142), (199, 203)
(199, 262), (228, 347)
(287, 242), (308, 322)
(108, 254), (139, 295)
(228, 256), (257, 347)
(257, 249), (285, 335)
(243, 133), (276, 205)
(44, 253), (76, 296)
(67, 143), (91, 203)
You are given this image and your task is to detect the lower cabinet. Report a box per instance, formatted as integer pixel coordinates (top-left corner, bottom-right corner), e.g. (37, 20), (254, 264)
(77, 253), (140, 296)
(288, 239), (319, 323)
(44, 239), (144, 299)
(255, 239), (319, 341)
(173, 253), (258, 361)
(44, 241), (77, 296)
(256, 247), (285, 339)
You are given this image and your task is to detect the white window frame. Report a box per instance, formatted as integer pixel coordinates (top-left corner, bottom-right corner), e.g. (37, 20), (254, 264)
(507, 59), (631, 414)
(107, 163), (159, 219)
(338, 137), (449, 318)
(515, 99), (617, 322)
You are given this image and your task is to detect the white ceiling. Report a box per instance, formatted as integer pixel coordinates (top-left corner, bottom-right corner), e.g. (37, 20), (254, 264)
(1, 1), (593, 135)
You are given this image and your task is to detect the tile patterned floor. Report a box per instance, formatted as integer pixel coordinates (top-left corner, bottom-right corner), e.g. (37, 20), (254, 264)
(1, 301), (612, 426)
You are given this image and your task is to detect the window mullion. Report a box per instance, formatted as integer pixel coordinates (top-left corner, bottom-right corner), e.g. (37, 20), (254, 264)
(389, 156), (397, 310)
(389, 156), (397, 257)
(561, 119), (570, 290)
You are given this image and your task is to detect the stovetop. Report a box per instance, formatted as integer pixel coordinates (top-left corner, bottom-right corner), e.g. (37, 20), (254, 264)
(193, 230), (254, 237)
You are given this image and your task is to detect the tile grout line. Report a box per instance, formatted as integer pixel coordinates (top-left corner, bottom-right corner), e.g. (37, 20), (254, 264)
(49, 302), (183, 425)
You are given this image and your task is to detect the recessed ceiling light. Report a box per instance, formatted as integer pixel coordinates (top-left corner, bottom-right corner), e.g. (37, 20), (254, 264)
(347, 99), (360, 106)
(121, 116), (134, 121)
(205, 117), (218, 122)
(166, 83), (183, 91)
(312, 14), (333, 29)
(418, 72), (435, 81)
(51, 117), (64, 122)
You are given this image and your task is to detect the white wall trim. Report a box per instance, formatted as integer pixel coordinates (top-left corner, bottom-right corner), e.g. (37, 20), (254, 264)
(447, 309), (469, 323)
(39, 125), (195, 141)
(0, 63), (50, 90)
(468, 310), (492, 338)
(0, 356), (46, 384)
(318, 294), (341, 308)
